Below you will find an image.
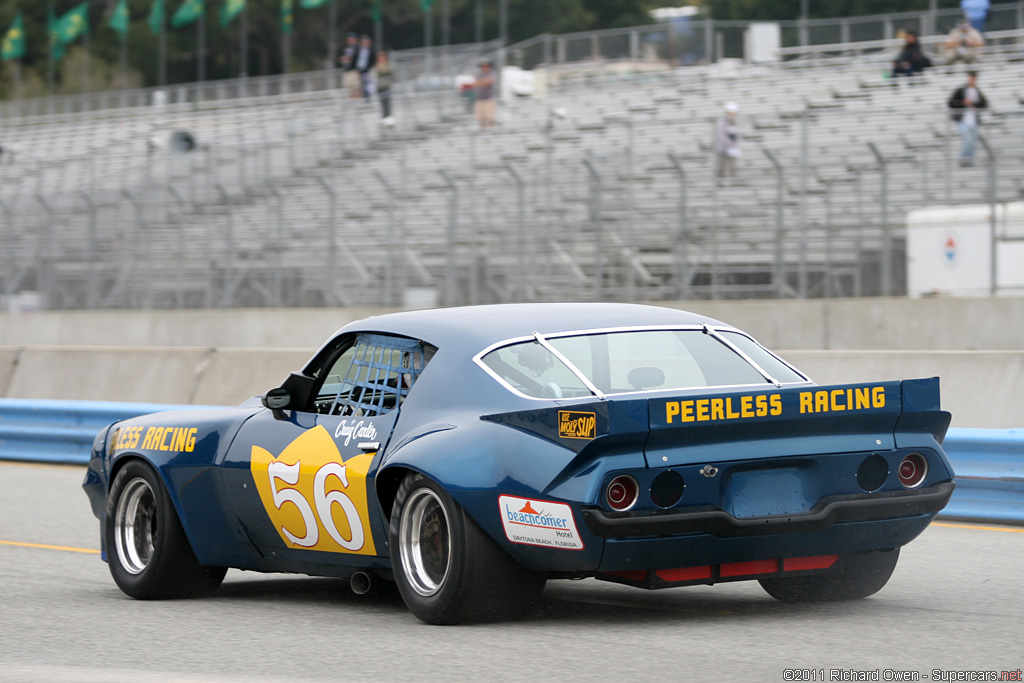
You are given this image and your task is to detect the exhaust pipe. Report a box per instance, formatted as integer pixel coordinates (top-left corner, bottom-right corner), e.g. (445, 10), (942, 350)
(350, 571), (372, 595)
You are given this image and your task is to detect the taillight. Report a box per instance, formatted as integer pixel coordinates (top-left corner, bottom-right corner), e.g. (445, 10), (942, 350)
(897, 453), (928, 489)
(606, 475), (639, 512)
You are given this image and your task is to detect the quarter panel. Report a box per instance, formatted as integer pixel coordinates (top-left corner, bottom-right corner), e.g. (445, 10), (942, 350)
(106, 407), (263, 568)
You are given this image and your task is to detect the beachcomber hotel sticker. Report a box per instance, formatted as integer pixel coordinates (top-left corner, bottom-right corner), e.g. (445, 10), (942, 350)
(498, 495), (584, 550)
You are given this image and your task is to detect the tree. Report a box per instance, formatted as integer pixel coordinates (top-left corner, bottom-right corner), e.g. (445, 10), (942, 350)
(0, 0), (676, 94)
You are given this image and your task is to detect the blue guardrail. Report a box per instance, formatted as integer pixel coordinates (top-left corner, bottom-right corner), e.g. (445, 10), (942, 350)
(0, 398), (221, 465)
(942, 427), (1024, 525)
(0, 399), (1020, 524)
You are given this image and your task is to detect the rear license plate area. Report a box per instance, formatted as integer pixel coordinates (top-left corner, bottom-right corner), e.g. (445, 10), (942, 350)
(729, 467), (810, 518)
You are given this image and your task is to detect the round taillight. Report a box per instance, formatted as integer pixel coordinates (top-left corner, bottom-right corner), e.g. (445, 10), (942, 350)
(897, 453), (928, 489)
(606, 475), (639, 512)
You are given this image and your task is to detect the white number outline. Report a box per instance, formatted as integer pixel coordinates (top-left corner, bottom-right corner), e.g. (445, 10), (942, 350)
(267, 459), (366, 552)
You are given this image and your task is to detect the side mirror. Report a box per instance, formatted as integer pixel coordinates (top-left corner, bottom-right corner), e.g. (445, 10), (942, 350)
(261, 387), (292, 411)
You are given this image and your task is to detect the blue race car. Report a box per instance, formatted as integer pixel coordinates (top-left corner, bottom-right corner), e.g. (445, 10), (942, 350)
(83, 303), (955, 624)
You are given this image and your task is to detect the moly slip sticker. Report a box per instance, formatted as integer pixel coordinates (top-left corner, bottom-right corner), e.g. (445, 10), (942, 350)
(498, 495), (584, 550)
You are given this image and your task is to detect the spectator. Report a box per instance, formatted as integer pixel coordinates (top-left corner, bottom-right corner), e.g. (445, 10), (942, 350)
(960, 0), (990, 34)
(944, 18), (985, 65)
(948, 71), (988, 167)
(892, 30), (932, 82)
(377, 50), (395, 124)
(340, 33), (360, 99)
(354, 35), (377, 100)
(474, 60), (496, 129)
(715, 102), (741, 179)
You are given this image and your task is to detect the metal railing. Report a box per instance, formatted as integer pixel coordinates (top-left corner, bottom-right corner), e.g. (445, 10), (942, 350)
(4, 3), (1023, 118)
(2, 96), (1022, 310)
(0, 39), (502, 123)
(506, 2), (1024, 72)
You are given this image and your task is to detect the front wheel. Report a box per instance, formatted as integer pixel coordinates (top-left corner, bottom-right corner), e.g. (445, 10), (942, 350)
(105, 459), (227, 599)
(759, 548), (900, 602)
(390, 473), (545, 624)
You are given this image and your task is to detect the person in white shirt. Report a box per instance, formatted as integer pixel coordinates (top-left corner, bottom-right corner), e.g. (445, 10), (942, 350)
(715, 102), (742, 179)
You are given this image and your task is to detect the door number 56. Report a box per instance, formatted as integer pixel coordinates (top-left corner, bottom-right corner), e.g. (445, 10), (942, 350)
(267, 460), (366, 551)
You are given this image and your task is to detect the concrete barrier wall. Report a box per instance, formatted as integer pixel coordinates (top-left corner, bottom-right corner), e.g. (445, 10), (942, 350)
(673, 296), (1024, 350)
(780, 350), (1024, 429)
(0, 308), (390, 349)
(0, 347), (309, 406)
(3, 297), (1024, 350)
(1, 346), (1020, 428)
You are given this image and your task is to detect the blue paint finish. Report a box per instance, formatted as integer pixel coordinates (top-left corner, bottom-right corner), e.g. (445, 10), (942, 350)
(646, 383), (904, 468)
(61, 304), (1008, 591)
(729, 467), (809, 517)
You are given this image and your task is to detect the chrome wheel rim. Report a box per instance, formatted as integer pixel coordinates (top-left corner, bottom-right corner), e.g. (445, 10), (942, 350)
(399, 488), (451, 597)
(114, 477), (157, 575)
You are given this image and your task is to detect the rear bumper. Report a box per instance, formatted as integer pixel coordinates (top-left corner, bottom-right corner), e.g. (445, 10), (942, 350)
(582, 480), (954, 539)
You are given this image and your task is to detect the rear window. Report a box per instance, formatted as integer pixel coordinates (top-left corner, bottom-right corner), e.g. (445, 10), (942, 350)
(480, 329), (802, 399)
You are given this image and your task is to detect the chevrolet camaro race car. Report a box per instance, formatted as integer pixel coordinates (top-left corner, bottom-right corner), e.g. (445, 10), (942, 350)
(83, 303), (955, 624)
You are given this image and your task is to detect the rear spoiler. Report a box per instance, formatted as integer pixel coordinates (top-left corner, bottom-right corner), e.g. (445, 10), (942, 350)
(482, 377), (950, 460)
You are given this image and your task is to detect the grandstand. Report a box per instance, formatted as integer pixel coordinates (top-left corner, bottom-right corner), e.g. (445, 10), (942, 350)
(2, 12), (1024, 310)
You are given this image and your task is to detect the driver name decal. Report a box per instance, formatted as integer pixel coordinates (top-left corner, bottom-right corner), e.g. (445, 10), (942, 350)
(250, 425), (377, 556)
(498, 495), (584, 550)
(334, 419), (378, 447)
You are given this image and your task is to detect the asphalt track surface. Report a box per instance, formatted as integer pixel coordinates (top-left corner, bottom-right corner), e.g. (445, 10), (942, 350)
(1, 462), (1021, 683)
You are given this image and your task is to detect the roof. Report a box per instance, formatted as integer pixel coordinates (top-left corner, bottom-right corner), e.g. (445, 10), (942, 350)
(338, 303), (731, 354)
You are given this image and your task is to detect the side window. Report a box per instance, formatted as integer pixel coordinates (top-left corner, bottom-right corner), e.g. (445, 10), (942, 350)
(315, 333), (429, 417)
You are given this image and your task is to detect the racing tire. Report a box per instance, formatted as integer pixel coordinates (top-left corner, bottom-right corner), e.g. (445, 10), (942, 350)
(390, 472), (546, 625)
(105, 459), (227, 599)
(759, 548), (900, 602)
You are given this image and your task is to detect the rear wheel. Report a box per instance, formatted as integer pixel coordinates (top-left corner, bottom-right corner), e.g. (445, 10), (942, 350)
(759, 548), (900, 602)
(105, 460), (226, 599)
(390, 473), (545, 624)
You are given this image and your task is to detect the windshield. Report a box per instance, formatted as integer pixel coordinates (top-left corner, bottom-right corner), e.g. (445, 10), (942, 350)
(479, 329), (805, 399)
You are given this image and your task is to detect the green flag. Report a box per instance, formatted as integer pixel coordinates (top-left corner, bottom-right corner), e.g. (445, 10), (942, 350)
(220, 0), (245, 28)
(49, 6), (66, 62)
(54, 3), (89, 46)
(1, 12), (25, 61)
(110, 0), (130, 38)
(299, 0), (330, 8)
(281, 0), (293, 34)
(420, 0), (434, 11)
(149, 0), (166, 35)
(371, 0), (381, 23)
(172, 0), (204, 28)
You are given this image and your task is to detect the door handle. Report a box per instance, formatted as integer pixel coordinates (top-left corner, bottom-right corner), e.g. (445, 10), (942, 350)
(357, 441), (380, 452)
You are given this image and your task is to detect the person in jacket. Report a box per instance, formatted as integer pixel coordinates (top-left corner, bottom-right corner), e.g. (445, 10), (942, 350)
(892, 30), (932, 81)
(948, 71), (988, 166)
(353, 35), (378, 100)
(340, 33), (361, 99)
